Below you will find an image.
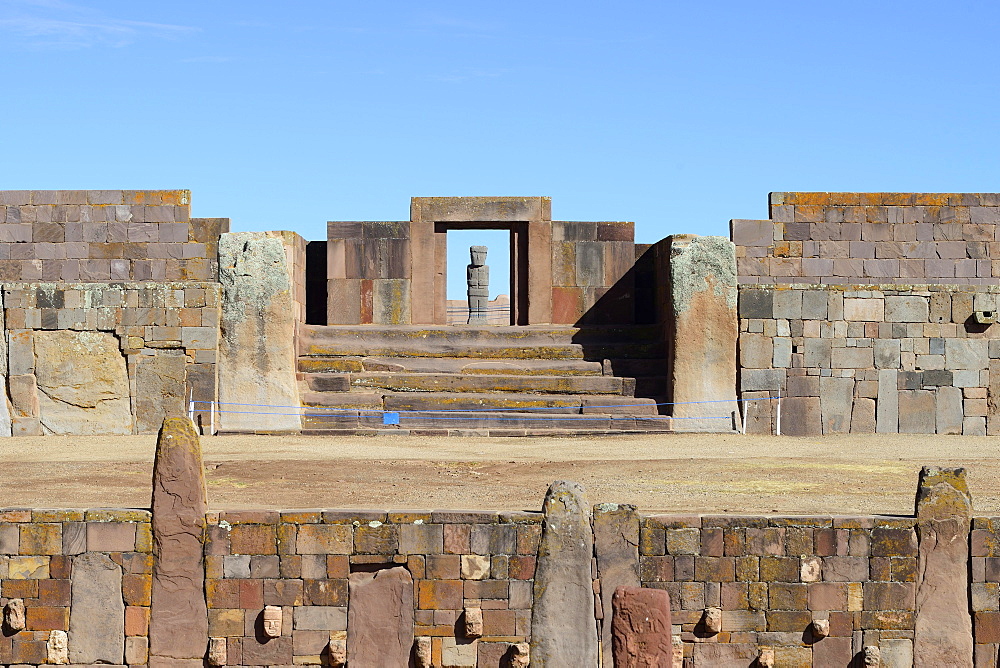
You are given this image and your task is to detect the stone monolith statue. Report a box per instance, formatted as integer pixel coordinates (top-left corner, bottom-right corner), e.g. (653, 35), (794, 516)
(467, 246), (489, 324)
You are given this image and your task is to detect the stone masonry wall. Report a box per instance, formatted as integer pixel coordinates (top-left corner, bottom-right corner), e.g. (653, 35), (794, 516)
(734, 192), (1000, 285)
(0, 191), (227, 282)
(4, 282), (220, 435)
(0, 509), (151, 665)
(326, 221), (412, 325)
(551, 220), (635, 324)
(739, 284), (1000, 435)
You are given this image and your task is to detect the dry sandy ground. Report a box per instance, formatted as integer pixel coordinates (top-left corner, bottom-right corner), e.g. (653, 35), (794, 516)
(3, 432), (1000, 516)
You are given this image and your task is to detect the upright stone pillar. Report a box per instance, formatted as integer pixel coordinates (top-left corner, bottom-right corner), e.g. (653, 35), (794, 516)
(594, 503), (640, 666)
(668, 235), (739, 431)
(913, 466), (973, 666)
(530, 480), (598, 666)
(218, 232), (302, 433)
(148, 418), (209, 666)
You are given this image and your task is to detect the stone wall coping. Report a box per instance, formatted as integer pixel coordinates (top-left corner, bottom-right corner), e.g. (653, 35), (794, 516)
(739, 282), (1000, 293)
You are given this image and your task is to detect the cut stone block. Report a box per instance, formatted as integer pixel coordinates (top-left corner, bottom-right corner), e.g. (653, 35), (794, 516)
(843, 298), (884, 321)
(218, 232), (301, 433)
(820, 376), (854, 434)
(885, 296), (929, 322)
(936, 386), (964, 435)
(780, 397), (821, 436)
(877, 373), (900, 433)
(69, 553), (124, 664)
(611, 586), (672, 668)
(899, 390), (936, 434)
(851, 397), (876, 433)
(874, 339), (901, 369)
(669, 236), (738, 431)
(346, 567), (414, 668)
(531, 480), (598, 666)
(594, 504), (640, 665)
(945, 339), (988, 371)
(134, 352), (187, 435)
(33, 330), (131, 435)
(913, 467), (973, 666)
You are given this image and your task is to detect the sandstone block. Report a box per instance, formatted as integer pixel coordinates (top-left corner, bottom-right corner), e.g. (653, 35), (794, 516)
(413, 636), (431, 668)
(820, 376), (854, 434)
(531, 480), (598, 666)
(885, 295), (929, 322)
(69, 552), (125, 664)
(218, 232), (301, 432)
(937, 386), (964, 435)
(669, 236), (738, 431)
(206, 637), (226, 666)
(46, 629), (67, 665)
(594, 503), (640, 665)
(4, 598), (25, 631)
(946, 338), (989, 370)
(33, 330), (132, 434)
(899, 390), (936, 433)
(149, 418), (208, 662)
(461, 554), (490, 580)
(610, 586), (672, 668)
(844, 298), (884, 321)
(134, 352), (187, 434)
(346, 567), (413, 667)
(913, 467), (973, 667)
(463, 607), (483, 638)
(780, 397), (821, 436)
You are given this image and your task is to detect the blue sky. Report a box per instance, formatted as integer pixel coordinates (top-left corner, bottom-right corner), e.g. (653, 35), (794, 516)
(2, 1), (999, 264)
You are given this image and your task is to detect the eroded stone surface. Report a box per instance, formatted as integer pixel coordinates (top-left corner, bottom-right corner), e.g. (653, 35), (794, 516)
(812, 618), (830, 638)
(33, 330), (131, 434)
(509, 642), (530, 668)
(135, 351), (187, 434)
(413, 636), (431, 668)
(913, 466), (973, 667)
(207, 637), (226, 666)
(610, 586), (672, 668)
(530, 480), (598, 666)
(702, 606), (722, 634)
(346, 566), (414, 668)
(594, 503), (640, 666)
(68, 552), (124, 664)
(329, 632), (347, 667)
(47, 629), (68, 665)
(463, 607), (483, 638)
(218, 232), (301, 432)
(4, 598), (24, 632)
(670, 235), (739, 431)
(149, 417), (209, 662)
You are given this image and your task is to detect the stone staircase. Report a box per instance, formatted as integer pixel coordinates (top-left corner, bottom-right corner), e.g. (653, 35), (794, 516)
(296, 325), (672, 435)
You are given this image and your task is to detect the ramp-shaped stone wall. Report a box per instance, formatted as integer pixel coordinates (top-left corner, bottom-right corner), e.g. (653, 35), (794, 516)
(739, 284), (1000, 435)
(0, 190), (227, 282)
(734, 192), (1000, 285)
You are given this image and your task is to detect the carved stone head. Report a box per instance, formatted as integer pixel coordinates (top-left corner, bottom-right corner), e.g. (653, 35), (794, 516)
(470, 246), (487, 266)
(262, 605), (282, 638)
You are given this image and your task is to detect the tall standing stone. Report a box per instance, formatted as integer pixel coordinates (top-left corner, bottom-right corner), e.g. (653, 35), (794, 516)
(913, 466), (973, 667)
(669, 235), (739, 431)
(218, 232), (301, 433)
(148, 417), (209, 666)
(530, 480), (598, 666)
(346, 566), (414, 668)
(594, 503), (640, 666)
(611, 586), (673, 668)
(68, 552), (125, 664)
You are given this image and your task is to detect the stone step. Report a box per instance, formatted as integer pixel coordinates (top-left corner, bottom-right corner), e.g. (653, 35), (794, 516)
(381, 392), (660, 415)
(301, 391), (384, 409)
(604, 358), (669, 378)
(299, 324), (664, 359)
(301, 411), (674, 432)
(304, 372), (629, 396)
(297, 356), (605, 376)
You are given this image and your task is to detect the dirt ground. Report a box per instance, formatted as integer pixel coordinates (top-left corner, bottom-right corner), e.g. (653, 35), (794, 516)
(3, 432), (1000, 516)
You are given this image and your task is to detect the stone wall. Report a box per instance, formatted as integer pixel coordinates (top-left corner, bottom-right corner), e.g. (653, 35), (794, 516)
(735, 192), (1000, 285)
(0, 508), (151, 665)
(326, 221), (412, 325)
(739, 284), (1000, 435)
(3, 282), (220, 435)
(551, 221), (635, 324)
(0, 190), (227, 282)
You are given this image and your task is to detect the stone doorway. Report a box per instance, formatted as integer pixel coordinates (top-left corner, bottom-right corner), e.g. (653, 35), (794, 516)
(435, 221), (528, 326)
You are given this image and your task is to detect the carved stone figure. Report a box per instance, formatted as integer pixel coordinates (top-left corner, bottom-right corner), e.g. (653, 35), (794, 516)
(47, 630), (68, 665)
(463, 607), (484, 638)
(207, 637), (227, 666)
(4, 598), (24, 632)
(467, 246), (489, 324)
(262, 605), (282, 638)
(328, 635), (347, 667)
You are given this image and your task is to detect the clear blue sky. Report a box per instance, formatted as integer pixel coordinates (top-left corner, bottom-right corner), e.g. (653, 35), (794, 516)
(3, 0), (999, 254)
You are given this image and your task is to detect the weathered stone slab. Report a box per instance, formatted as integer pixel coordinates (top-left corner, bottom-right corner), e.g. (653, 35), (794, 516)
(33, 330), (131, 435)
(594, 504), (640, 665)
(780, 396), (821, 436)
(68, 552), (124, 664)
(135, 352), (187, 435)
(874, 339), (901, 369)
(899, 390), (936, 434)
(611, 586), (672, 668)
(149, 418), (208, 662)
(851, 397), (876, 433)
(531, 480), (598, 666)
(820, 376), (854, 434)
(946, 338), (988, 371)
(936, 386), (963, 435)
(346, 566), (413, 668)
(877, 369), (899, 433)
(913, 467), (973, 667)
(669, 236), (738, 431)
(218, 232), (301, 432)
(885, 296), (929, 322)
